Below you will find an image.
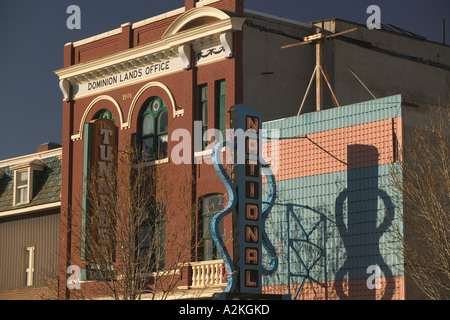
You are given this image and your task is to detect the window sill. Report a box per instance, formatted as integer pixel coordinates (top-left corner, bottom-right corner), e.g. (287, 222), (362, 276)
(155, 158), (169, 165)
(13, 200), (31, 207)
(194, 149), (213, 158)
(135, 158), (170, 168)
(194, 147), (227, 158)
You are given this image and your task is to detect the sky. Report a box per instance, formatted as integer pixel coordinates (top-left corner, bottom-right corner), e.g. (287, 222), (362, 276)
(0, 0), (448, 160)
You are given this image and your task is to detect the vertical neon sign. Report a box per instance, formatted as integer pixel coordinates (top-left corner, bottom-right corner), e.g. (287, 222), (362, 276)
(233, 108), (263, 294)
(212, 104), (285, 299)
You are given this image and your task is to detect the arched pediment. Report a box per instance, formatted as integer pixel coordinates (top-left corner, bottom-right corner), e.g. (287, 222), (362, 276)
(162, 7), (233, 38)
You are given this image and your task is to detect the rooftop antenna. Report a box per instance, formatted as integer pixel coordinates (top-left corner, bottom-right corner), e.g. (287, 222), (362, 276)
(282, 19), (358, 115)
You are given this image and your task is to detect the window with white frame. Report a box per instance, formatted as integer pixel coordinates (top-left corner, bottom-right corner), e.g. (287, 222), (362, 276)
(15, 170), (29, 205)
(139, 97), (168, 162)
(11, 159), (45, 206)
(24, 246), (35, 286)
(198, 194), (224, 261)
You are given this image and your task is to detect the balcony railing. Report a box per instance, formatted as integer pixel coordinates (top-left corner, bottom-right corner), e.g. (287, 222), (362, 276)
(190, 259), (226, 288)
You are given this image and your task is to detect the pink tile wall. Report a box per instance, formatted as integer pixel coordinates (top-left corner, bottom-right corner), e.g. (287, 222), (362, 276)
(263, 118), (403, 182)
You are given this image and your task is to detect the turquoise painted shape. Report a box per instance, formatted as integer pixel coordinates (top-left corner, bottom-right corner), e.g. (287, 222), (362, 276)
(260, 157), (278, 276)
(81, 122), (92, 261)
(262, 163), (404, 290)
(211, 140), (238, 293)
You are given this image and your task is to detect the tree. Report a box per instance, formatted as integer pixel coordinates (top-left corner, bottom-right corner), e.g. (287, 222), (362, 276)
(389, 106), (450, 300)
(71, 145), (195, 300)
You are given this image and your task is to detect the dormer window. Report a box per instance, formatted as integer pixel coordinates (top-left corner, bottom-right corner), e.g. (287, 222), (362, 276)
(11, 159), (45, 206)
(15, 170), (29, 205)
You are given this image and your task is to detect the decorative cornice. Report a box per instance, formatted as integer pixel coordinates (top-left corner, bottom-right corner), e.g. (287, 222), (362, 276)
(60, 79), (71, 102)
(54, 9), (245, 102)
(178, 43), (192, 70)
(195, 46), (225, 60)
(220, 31), (233, 58)
(55, 16), (245, 81)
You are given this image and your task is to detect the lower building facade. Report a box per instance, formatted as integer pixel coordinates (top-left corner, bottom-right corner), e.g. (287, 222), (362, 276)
(0, 144), (62, 300)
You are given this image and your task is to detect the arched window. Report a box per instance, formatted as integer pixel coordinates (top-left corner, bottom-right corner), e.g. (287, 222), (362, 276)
(198, 194), (224, 261)
(139, 97), (168, 161)
(94, 109), (115, 123)
(138, 203), (166, 271)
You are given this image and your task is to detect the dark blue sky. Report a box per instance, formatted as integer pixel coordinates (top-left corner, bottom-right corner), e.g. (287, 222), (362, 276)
(0, 0), (448, 159)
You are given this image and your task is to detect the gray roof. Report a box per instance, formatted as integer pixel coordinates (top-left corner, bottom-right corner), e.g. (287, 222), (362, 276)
(0, 156), (61, 213)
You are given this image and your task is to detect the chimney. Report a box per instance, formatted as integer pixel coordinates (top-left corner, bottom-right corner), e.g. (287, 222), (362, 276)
(185, 0), (198, 11)
(230, 0), (244, 15)
(186, 0), (244, 14)
(38, 142), (62, 153)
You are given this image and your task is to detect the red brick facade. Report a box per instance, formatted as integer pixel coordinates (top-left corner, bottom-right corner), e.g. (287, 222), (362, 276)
(0, 284), (58, 300)
(58, 0), (244, 299)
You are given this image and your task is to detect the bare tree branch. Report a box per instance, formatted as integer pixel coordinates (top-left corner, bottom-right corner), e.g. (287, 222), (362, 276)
(389, 105), (450, 300)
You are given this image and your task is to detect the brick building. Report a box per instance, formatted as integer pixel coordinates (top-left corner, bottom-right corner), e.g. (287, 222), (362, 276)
(55, 0), (248, 300)
(52, 0), (449, 300)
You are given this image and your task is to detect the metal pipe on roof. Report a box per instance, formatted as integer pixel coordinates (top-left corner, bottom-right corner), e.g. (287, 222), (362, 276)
(443, 19), (446, 45)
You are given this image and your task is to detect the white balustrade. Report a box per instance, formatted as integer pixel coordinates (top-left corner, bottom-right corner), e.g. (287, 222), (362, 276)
(190, 259), (225, 288)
